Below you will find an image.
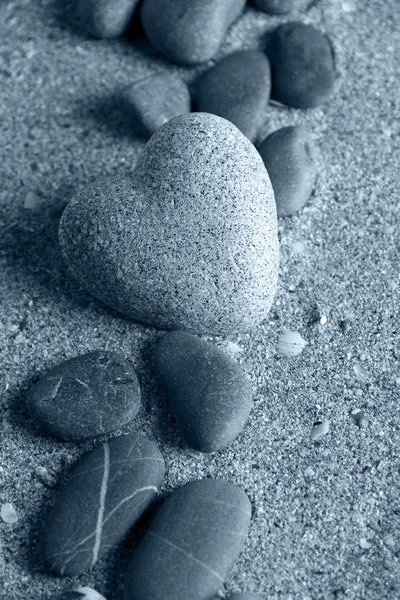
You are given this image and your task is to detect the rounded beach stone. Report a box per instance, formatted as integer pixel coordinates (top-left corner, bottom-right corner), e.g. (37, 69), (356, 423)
(267, 22), (335, 109)
(119, 72), (191, 138)
(59, 113), (279, 336)
(124, 479), (251, 600)
(75, 0), (140, 38)
(39, 433), (165, 577)
(154, 331), (253, 452)
(140, 0), (246, 65)
(26, 350), (141, 442)
(257, 125), (317, 217)
(195, 50), (271, 143)
(255, 0), (301, 14)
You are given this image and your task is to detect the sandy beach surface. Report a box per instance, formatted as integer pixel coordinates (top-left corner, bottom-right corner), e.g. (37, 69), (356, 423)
(0, 0), (399, 598)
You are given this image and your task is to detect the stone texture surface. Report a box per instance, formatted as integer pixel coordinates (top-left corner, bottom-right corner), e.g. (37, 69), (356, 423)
(267, 22), (336, 109)
(39, 434), (165, 577)
(124, 479), (251, 600)
(195, 50), (271, 143)
(26, 350), (141, 441)
(118, 72), (191, 138)
(74, 0), (140, 38)
(140, 0), (246, 65)
(257, 125), (318, 217)
(154, 331), (254, 452)
(254, 0), (303, 14)
(59, 113), (279, 336)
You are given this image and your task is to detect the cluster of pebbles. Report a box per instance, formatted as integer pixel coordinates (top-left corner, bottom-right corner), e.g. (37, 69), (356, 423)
(4, 0), (340, 599)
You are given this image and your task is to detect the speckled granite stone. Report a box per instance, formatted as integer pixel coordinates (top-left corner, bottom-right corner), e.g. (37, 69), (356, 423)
(59, 113), (279, 336)
(195, 50), (271, 143)
(118, 72), (191, 138)
(140, 0), (246, 65)
(124, 479), (251, 600)
(26, 350), (141, 441)
(75, 0), (140, 38)
(39, 434), (165, 577)
(255, 0), (302, 14)
(257, 125), (317, 217)
(267, 22), (336, 109)
(154, 331), (253, 452)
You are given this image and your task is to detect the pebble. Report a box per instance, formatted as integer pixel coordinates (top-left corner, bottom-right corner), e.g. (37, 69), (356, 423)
(195, 50), (271, 143)
(0, 502), (18, 524)
(257, 125), (317, 216)
(56, 588), (107, 600)
(254, 0), (302, 14)
(118, 72), (191, 138)
(226, 595), (263, 600)
(277, 331), (306, 356)
(310, 419), (330, 441)
(124, 479), (251, 600)
(75, 0), (140, 38)
(267, 22), (336, 109)
(140, 0), (246, 65)
(26, 350), (141, 441)
(59, 113), (279, 336)
(23, 190), (39, 209)
(39, 433), (165, 576)
(359, 538), (371, 550)
(35, 465), (58, 488)
(154, 331), (253, 452)
(353, 363), (368, 380)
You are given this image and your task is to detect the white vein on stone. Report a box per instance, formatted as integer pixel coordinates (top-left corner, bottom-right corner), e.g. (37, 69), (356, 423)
(148, 532), (224, 581)
(102, 485), (158, 526)
(91, 442), (110, 566)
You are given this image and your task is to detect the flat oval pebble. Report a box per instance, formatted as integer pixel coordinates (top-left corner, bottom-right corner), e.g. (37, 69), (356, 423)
(26, 350), (141, 442)
(154, 331), (253, 452)
(124, 479), (251, 600)
(255, 0), (302, 14)
(75, 0), (140, 38)
(196, 50), (271, 143)
(140, 0), (246, 65)
(59, 113), (279, 336)
(267, 22), (335, 109)
(257, 125), (317, 217)
(119, 72), (191, 138)
(39, 434), (165, 576)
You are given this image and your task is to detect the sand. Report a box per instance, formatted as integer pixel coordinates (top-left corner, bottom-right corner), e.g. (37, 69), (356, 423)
(0, 0), (399, 599)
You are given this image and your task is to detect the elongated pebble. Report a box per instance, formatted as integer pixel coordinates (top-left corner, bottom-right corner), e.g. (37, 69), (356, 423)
(124, 479), (251, 600)
(26, 350), (141, 442)
(196, 50), (271, 143)
(155, 331), (253, 452)
(257, 126), (317, 217)
(75, 0), (140, 38)
(310, 420), (330, 441)
(39, 434), (165, 577)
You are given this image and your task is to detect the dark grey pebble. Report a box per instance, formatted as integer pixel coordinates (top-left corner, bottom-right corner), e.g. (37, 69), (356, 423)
(39, 434), (165, 576)
(255, 0), (302, 14)
(257, 125), (317, 217)
(26, 350), (141, 441)
(267, 22), (335, 109)
(195, 50), (271, 143)
(140, 0), (246, 65)
(124, 479), (251, 600)
(119, 72), (190, 138)
(75, 0), (140, 38)
(155, 331), (253, 452)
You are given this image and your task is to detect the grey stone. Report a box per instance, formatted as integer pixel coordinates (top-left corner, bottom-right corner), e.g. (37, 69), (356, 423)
(154, 331), (253, 452)
(119, 72), (191, 138)
(227, 595), (264, 600)
(255, 0), (303, 14)
(27, 350), (141, 441)
(267, 22), (336, 109)
(59, 113), (279, 336)
(140, 0), (246, 65)
(196, 50), (271, 143)
(257, 125), (317, 217)
(75, 0), (140, 38)
(39, 434), (165, 576)
(124, 479), (251, 600)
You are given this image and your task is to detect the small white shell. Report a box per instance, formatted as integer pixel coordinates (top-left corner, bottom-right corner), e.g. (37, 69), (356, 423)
(277, 331), (307, 357)
(1, 502), (18, 524)
(310, 419), (330, 441)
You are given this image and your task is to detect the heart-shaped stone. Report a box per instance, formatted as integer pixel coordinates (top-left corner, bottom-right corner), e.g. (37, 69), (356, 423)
(59, 113), (279, 335)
